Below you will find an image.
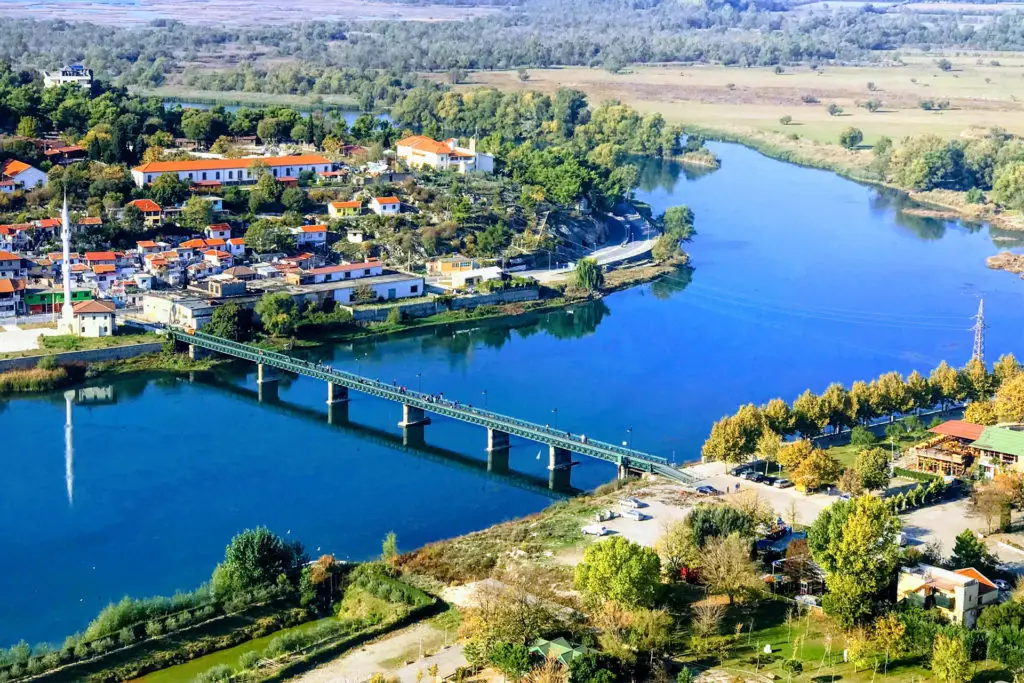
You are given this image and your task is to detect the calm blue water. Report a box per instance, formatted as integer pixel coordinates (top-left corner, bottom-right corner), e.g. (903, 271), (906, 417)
(163, 102), (389, 125)
(3, 142), (1024, 647)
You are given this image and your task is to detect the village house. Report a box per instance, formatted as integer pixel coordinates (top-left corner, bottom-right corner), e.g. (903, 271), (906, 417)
(427, 254), (481, 277)
(222, 265), (258, 282)
(450, 266), (504, 290)
(0, 225), (30, 251)
(205, 224), (232, 241)
(85, 264), (118, 292)
(290, 224), (328, 248)
(130, 154), (333, 188)
(226, 237), (246, 258)
(897, 564), (1000, 628)
(395, 135), (494, 174)
(42, 65), (93, 89)
(85, 251), (117, 268)
(203, 249), (234, 269)
(43, 141), (87, 165)
(345, 228), (365, 244)
(907, 421), (1024, 478)
(71, 299), (116, 337)
(285, 260), (384, 286)
(76, 216), (102, 231)
(127, 199), (163, 227)
(328, 200), (361, 218)
(369, 196), (401, 216)
(0, 251), (28, 280)
(23, 287), (92, 315)
(187, 261), (219, 281)
(0, 160), (48, 193)
(137, 240), (161, 256)
(0, 278), (26, 317)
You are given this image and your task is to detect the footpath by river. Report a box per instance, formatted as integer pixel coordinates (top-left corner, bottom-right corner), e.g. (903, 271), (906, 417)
(3, 141), (1024, 647)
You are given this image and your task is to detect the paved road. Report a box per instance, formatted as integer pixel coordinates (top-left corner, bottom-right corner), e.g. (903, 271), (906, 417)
(519, 238), (656, 283)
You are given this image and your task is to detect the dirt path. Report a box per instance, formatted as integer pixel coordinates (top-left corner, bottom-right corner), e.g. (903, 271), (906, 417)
(292, 622), (465, 683)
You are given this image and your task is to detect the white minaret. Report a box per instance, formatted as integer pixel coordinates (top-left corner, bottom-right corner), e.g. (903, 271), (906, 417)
(64, 389), (75, 506)
(59, 194), (76, 333)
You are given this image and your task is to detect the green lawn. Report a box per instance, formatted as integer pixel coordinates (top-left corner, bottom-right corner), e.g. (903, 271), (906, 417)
(687, 599), (1008, 683)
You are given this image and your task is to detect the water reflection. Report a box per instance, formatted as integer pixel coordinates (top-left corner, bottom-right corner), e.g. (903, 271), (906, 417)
(633, 157), (716, 194)
(869, 189), (990, 242)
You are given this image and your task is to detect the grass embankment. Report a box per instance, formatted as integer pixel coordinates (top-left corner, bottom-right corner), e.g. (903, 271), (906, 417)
(0, 331), (163, 360)
(0, 365), (81, 394)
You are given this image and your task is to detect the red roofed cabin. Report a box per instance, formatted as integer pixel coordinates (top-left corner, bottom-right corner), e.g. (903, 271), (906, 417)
(0, 251), (27, 279)
(0, 277), (26, 317)
(126, 199), (163, 227)
(72, 299), (116, 337)
(290, 224), (328, 247)
(369, 196), (400, 216)
(131, 155), (333, 188)
(205, 224), (231, 240)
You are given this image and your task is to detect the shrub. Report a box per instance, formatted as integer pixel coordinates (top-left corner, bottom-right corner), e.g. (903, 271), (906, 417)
(850, 426), (876, 447)
(195, 664), (233, 682)
(36, 354), (59, 370)
(238, 650), (261, 670)
(145, 620), (164, 638)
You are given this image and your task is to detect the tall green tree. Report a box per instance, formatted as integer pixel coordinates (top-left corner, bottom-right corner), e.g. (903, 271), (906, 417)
(573, 257), (604, 292)
(854, 447), (890, 491)
(931, 633), (971, 683)
(950, 529), (996, 573)
(211, 526), (305, 597)
(574, 536), (661, 608)
(255, 291), (297, 337)
(179, 195), (213, 230)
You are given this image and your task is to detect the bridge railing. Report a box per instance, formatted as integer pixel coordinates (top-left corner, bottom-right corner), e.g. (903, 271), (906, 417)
(176, 330), (670, 468)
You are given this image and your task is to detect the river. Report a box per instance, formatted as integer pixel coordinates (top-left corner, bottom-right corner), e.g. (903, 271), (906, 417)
(3, 142), (1024, 647)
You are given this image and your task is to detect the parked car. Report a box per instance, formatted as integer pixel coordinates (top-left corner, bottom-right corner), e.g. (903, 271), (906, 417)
(731, 464), (753, 476)
(795, 594), (821, 607)
(740, 471), (757, 481)
(838, 492), (852, 501)
(582, 524), (609, 536)
(773, 479), (793, 489)
(620, 497), (646, 509)
(624, 510), (650, 522)
(696, 485), (721, 496)
(749, 473), (766, 483)
(761, 476), (777, 486)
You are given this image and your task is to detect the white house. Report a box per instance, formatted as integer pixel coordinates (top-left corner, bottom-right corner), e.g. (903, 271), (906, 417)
(396, 135), (494, 174)
(205, 223), (231, 240)
(0, 251), (27, 279)
(130, 155), (333, 188)
(290, 224), (328, 248)
(370, 197), (401, 216)
(226, 238), (246, 258)
(297, 260), (383, 284)
(1, 160), (48, 193)
(72, 299), (115, 337)
(451, 266), (504, 290)
(42, 65), (93, 89)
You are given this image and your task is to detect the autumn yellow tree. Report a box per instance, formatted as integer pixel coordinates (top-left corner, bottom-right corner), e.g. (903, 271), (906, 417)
(791, 449), (843, 490)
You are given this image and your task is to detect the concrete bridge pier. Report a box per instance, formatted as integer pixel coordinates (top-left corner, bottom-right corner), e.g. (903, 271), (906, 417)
(327, 383), (350, 424)
(257, 363), (279, 402)
(548, 445), (572, 490)
(327, 383), (349, 404)
(487, 429), (511, 473)
(398, 405), (431, 429)
(188, 343), (212, 361)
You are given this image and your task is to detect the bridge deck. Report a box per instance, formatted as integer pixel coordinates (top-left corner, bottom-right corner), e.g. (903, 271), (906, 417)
(173, 331), (694, 483)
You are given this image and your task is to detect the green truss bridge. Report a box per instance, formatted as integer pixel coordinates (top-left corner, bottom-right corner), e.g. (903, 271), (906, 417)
(171, 330), (695, 489)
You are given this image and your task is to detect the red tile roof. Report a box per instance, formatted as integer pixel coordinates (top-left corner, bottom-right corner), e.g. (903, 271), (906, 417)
(0, 278), (25, 293)
(132, 154), (331, 174)
(77, 216), (102, 225)
(92, 264), (117, 274)
(178, 239), (208, 250)
(331, 200), (361, 209)
(953, 567), (998, 591)
(85, 251), (117, 262)
(36, 218), (60, 229)
(299, 225), (327, 233)
(929, 420), (985, 442)
(72, 299), (115, 314)
(207, 223), (230, 231)
(397, 135), (453, 155)
(1, 160), (32, 177)
(307, 260), (382, 275)
(227, 238), (245, 245)
(374, 196), (400, 205)
(137, 240), (158, 248)
(204, 249), (231, 259)
(128, 199), (161, 213)
(205, 238), (226, 246)
(0, 251), (21, 261)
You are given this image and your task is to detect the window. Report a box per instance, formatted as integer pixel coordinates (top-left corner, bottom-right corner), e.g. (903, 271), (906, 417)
(202, 172), (207, 180)
(215, 172), (220, 180)
(411, 284), (418, 293)
(228, 170), (234, 180)
(188, 173), (194, 180)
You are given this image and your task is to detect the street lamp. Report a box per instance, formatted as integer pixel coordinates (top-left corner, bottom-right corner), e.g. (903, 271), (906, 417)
(626, 427), (633, 451)
(416, 372), (422, 392)
(552, 408), (559, 429)
(482, 389), (488, 409)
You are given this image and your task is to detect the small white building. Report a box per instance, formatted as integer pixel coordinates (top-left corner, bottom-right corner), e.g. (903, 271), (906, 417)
(369, 197), (401, 216)
(1, 160), (48, 193)
(72, 299), (115, 337)
(205, 223), (231, 240)
(290, 224), (328, 247)
(131, 155), (333, 188)
(42, 65), (93, 89)
(0, 251), (27, 279)
(226, 238), (246, 258)
(451, 266), (504, 289)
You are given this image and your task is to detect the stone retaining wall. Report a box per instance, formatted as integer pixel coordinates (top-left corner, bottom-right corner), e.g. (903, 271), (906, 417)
(348, 287), (540, 323)
(0, 342), (165, 373)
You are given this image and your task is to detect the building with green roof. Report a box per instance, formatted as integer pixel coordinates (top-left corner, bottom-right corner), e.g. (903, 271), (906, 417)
(529, 637), (593, 666)
(970, 426), (1024, 476)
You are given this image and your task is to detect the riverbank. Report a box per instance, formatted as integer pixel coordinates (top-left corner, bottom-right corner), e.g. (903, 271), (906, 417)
(137, 87), (363, 110)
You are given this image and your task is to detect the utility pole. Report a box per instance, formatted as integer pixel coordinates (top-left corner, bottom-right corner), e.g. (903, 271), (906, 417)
(971, 298), (987, 365)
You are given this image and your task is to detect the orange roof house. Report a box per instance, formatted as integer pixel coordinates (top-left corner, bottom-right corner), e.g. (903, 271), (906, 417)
(127, 199), (161, 213)
(131, 155), (333, 187)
